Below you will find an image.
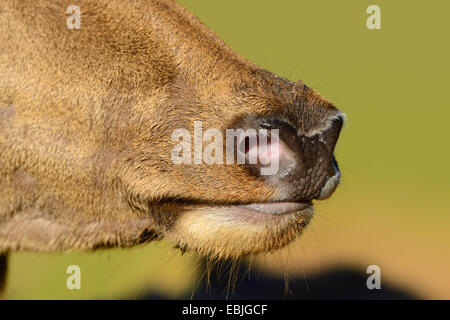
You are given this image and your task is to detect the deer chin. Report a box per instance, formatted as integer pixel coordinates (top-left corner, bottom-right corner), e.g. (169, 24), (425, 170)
(165, 201), (313, 259)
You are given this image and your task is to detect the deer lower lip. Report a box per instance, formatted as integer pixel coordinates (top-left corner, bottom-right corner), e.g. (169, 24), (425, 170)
(236, 201), (311, 215)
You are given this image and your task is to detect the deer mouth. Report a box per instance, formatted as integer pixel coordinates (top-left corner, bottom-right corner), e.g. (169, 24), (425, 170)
(176, 200), (314, 226)
(176, 200), (313, 220)
(212, 201), (313, 222)
(166, 200), (313, 258)
(236, 201), (311, 215)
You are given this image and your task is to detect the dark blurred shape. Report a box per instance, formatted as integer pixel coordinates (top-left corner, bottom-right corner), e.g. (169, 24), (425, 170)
(141, 260), (417, 300)
(0, 253), (7, 297)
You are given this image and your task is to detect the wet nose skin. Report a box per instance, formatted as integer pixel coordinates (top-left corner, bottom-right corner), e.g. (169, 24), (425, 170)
(252, 114), (344, 201)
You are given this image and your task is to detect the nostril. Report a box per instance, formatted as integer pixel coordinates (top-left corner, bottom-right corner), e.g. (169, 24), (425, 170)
(332, 155), (340, 175)
(320, 114), (344, 157)
(238, 134), (262, 163)
(330, 114), (344, 136)
(238, 131), (276, 165)
(318, 170), (341, 200)
(242, 136), (251, 155)
(259, 131), (278, 160)
(235, 127), (297, 177)
(336, 114), (344, 129)
(317, 158), (341, 200)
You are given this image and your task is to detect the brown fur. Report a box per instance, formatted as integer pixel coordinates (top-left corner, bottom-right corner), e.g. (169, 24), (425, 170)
(0, 0), (342, 270)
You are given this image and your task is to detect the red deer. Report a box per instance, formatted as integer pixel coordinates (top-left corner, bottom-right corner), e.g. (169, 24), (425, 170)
(0, 0), (344, 293)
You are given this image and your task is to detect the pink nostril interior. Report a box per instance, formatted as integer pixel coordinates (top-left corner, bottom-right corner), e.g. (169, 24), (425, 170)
(245, 135), (262, 162)
(241, 132), (283, 165)
(255, 134), (273, 165)
(237, 129), (295, 176)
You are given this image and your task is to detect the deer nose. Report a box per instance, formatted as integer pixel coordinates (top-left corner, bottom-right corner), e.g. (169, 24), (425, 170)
(238, 115), (344, 200)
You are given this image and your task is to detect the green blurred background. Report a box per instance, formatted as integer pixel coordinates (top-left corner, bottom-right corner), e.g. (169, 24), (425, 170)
(4, 0), (450, 299)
